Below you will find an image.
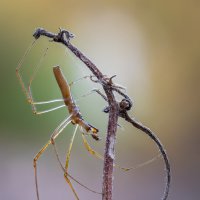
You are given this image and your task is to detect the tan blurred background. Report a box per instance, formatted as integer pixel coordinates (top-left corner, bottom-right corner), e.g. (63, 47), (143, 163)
(0, 0), (199, 199)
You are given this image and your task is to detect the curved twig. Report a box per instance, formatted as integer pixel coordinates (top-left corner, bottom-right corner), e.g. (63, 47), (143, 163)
(120, 111), (170, 200)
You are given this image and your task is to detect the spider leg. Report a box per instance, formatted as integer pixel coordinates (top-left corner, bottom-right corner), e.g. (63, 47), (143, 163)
(68, 75), (98, 87)
(16, 39), (36, 102)
(33, 115), (71, 200)
(63, 125), (79, 200)
(51, 123), (79, 200)
(16, 44), (65, 115)
(81, 133), (161, 172)
(81, 133), (131, 171)
(51, 123), (102, 198)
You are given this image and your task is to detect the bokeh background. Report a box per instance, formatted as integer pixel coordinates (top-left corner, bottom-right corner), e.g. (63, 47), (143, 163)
(0, 0), (199, 200)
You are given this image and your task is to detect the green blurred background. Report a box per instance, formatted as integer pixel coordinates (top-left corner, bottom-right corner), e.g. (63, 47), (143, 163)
(0, 0), (199, 199)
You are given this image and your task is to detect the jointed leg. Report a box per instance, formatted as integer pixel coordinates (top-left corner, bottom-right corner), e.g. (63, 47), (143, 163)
(33, 140), (51, 200)
(33, 115), (72, 200)
(69, 75), (99, 87)
(51, 123), (79, 200)
(51, 122), (80, 200)
(51, 124), (102, 196)
(81, 133), (103, 160)
(81, 133), (161, 172)
(27, 47), (49, 113)
(64, 125), (78, 170)
(63, 125), (79, 200)
(81, 134), (131, 171)
(16, 43), (65, 115)
(70, 74), (126, 92)
(51, 124), (101, 198)
(130, 153), (162, 171)
(33, 104), (66, 115)
(16, 39), (36, 102)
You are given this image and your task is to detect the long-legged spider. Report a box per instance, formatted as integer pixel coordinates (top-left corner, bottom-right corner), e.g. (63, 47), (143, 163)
(16, 41), (161, 200)
(15, 41), (103, 199)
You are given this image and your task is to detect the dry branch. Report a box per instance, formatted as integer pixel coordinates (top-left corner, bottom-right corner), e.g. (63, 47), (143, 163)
(33, 28), (170, 200)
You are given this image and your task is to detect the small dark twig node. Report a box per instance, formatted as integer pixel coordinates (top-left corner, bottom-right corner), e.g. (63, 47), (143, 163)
(119, 98), (132, 111)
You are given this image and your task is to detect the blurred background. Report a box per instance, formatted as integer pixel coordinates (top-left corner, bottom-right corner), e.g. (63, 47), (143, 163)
(0, 0), (199, 199)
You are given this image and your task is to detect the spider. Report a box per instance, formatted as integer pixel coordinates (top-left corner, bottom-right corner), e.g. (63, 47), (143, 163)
(16, 40), (160, 200)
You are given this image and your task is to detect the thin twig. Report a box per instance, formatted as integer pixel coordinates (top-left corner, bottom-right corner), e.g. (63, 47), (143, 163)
(118, 109), (170, 200)
(32, 28), (170, 200)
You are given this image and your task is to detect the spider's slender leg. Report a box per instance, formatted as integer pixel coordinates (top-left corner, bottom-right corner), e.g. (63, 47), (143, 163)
(16, 39), (37, 101)
(16, 44), (65, 115)
(51, 122), (101, 198)
(81, 133), (132, 171)
(63, 125), (79, 200)
(52, 125), (102, 196)
(68, 75), (98, 87)
(33, 115), (71, 200)
(81, 133), (161, 172)
(27, 47), (51, 114)
(50, 123), (79, 200)
(33, 104), (66, 115)
(51, 123), (80, 200)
